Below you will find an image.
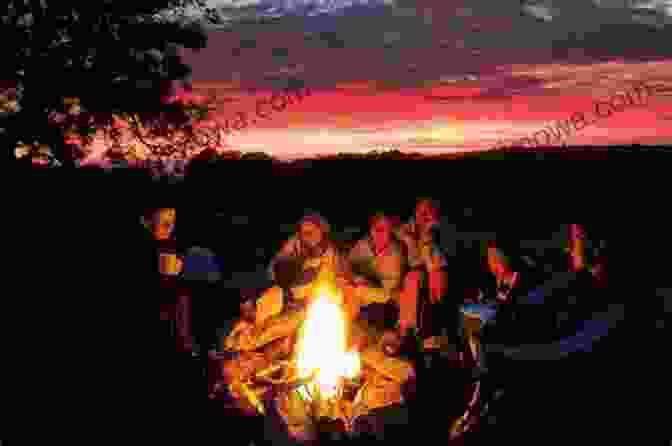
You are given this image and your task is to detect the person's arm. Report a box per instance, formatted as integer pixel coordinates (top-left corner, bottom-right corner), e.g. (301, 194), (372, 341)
(397, 223), (422, 268)
(334, 246), (354, 285)
(380, 249), (403, 299)
(428, 270), (447, 304)
(348, 239), (371, 284)
(348, 239), (366, 265)
(425, 246), (448, 303)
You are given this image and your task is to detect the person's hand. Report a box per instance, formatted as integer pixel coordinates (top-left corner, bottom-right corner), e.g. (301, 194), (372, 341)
(398, 223), (415, 245)
(382, 330), (402, 356)
(424, 253), (442, 272)
(351, 276), (368, 287)
(240, 300), (256, 322)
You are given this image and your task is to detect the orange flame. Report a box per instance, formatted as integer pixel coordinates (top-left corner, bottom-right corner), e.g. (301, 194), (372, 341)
(295, 286), (360, 399)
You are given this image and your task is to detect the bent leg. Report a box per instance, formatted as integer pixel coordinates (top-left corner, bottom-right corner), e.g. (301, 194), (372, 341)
(357, 285), (389, 306)
(398, 271), (422, 335)
(342, 284), (361, 321)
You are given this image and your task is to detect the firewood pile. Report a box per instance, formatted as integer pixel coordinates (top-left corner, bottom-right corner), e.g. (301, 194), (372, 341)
(218, 304), (415, 438)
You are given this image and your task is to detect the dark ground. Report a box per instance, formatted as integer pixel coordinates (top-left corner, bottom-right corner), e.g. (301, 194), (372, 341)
(15, 152), (667, 444)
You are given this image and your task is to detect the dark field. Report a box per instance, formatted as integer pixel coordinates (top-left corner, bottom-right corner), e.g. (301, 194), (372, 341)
(17, 149), (667, 444)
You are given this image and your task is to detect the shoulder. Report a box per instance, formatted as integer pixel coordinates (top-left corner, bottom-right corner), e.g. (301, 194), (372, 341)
(351, 238), (370, 253)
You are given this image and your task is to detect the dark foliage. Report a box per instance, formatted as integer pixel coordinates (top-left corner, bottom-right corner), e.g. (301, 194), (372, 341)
(1, 0), (222, 164)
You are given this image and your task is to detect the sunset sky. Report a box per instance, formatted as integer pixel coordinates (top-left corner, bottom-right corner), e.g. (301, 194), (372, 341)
(84, 0), (672, 162)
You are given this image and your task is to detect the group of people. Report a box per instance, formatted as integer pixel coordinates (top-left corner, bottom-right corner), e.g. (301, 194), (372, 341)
(217, 197), (603, 362)
(252, 198), (448, 344)
(209, 198), (613, 442)
(147, 198), (604, 364)
(147, 199), (620, 441)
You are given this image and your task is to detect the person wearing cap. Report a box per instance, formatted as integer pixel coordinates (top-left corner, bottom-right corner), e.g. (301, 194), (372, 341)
(215, 213), (351, 399)
(256, 212), (351, 327)
(396, 198), (449, 339)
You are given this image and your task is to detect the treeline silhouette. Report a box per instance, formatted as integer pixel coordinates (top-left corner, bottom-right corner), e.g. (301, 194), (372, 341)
(187, 144), (670, 164)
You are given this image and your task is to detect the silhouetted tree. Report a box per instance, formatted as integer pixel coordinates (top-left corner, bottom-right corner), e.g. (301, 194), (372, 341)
(241, 151), (274, 161)
(1, 0), (223, 166)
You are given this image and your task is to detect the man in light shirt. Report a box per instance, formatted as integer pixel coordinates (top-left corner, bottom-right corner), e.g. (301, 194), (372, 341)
(348, 212), (405, 340)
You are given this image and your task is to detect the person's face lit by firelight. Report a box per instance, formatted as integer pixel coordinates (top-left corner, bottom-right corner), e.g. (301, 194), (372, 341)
(370, 217), (392, 249)
(415, 199), (438, 230)
(299, 221), (323, 248)
(153, 208), (176, 240)
(487, 246), (509, 278)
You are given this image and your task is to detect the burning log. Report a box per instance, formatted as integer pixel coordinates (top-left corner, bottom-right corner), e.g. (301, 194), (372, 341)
(224, 307), (306, 352)
(217, 276), (416, 442)
(356, 370), (405, 412)
(360, 347), (414, 383)
(253, 308), (307, 350)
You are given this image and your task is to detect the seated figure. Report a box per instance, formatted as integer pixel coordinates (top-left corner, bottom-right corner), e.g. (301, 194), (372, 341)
(458, 225), (600, 376)
(396, 198), (449, 339)
(220, 214), (348, 351)
(456, 225), (616, 442)
(348, 212), (404, 332)
(459, 239), (530, 365)
(259, 213), (351, 325)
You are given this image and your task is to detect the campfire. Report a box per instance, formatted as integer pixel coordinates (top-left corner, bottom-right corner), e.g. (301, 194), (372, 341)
(220, 278), (414, 441)
(293, 285), (361, 420)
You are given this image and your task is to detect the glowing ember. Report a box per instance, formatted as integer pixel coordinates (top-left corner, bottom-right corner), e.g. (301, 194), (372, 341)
(295, 287), (360, 400)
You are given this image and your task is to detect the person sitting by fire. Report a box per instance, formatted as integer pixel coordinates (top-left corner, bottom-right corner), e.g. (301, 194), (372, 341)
(458, 238), (536, 367)
(455, 224), (616, 442)
(347, 212), (405, 345)
(470, 224), (605, 358)
(396, 197), (449, 343)
(222, 212), (351, 352)
(479, 223), (607, 353)
(264, 213), (352, 319)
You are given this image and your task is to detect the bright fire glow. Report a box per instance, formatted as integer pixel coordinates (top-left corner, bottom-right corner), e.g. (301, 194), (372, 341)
(295, 288), (360, 399)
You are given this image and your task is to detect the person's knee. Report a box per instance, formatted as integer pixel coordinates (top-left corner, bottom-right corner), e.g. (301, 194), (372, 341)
(264, 285), (283, 301)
